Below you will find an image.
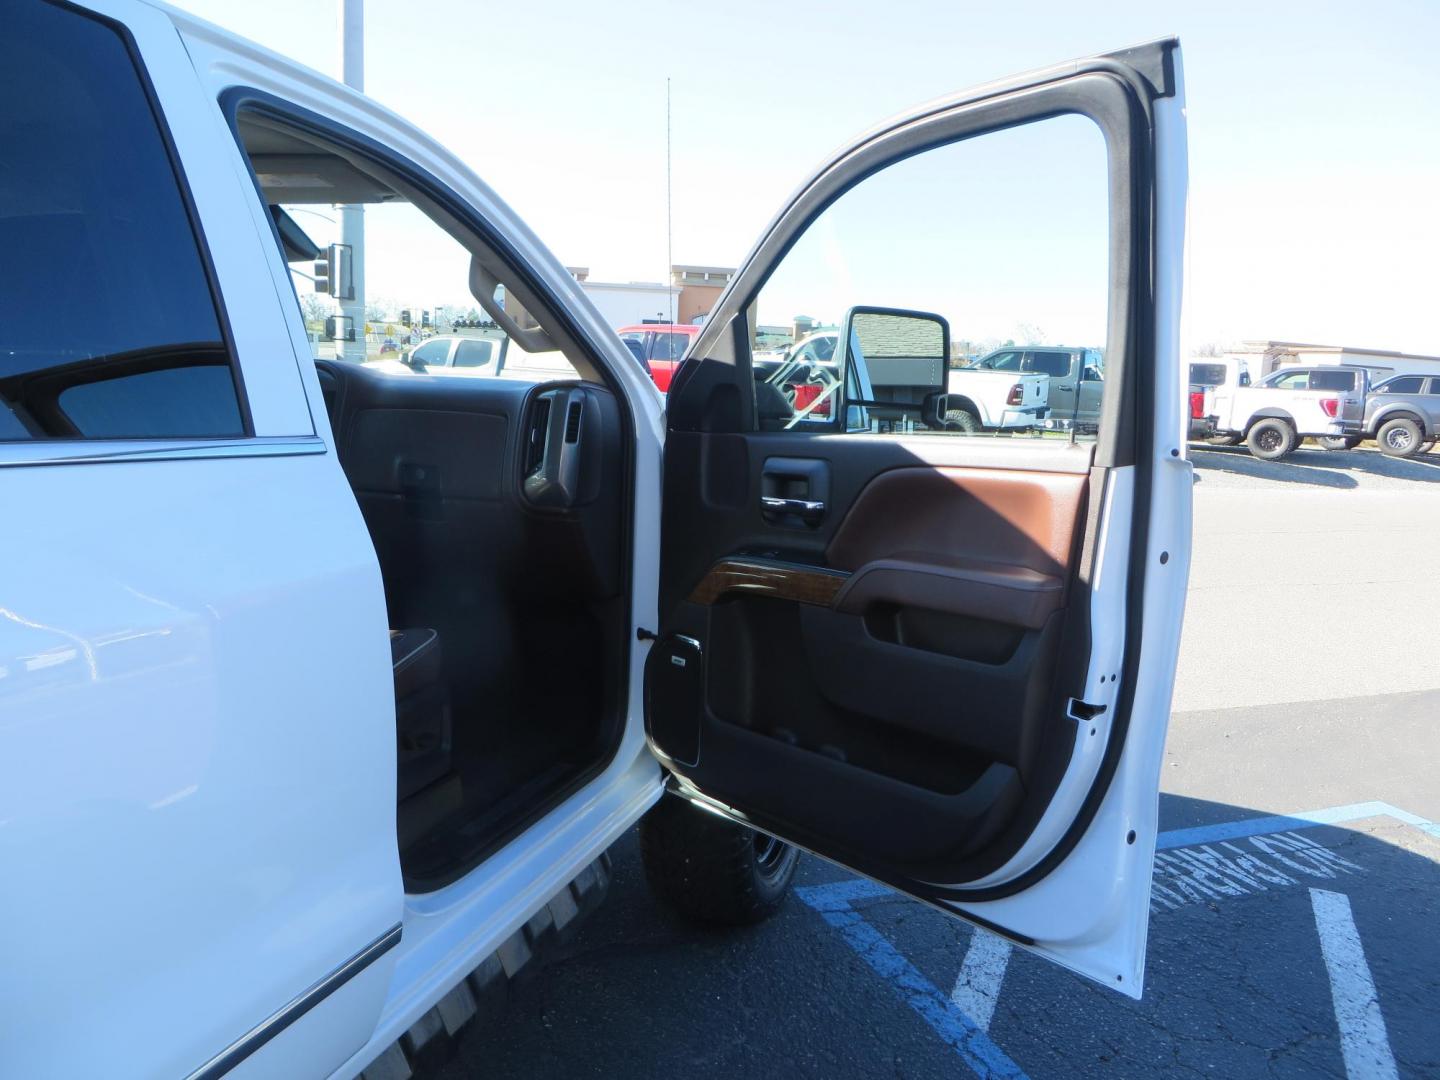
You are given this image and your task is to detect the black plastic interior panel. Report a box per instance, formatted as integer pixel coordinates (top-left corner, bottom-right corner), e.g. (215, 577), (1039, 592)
(652, 428), (1090, 884)
(315, 361), (626, 890)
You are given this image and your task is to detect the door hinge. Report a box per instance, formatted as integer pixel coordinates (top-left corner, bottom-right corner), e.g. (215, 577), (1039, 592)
(1067, 698), (1108, 722)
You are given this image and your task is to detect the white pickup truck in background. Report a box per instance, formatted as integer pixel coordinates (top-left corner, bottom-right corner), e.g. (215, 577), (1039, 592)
(1208, 364), (1373, 459)
(943, 355), (1049, 432)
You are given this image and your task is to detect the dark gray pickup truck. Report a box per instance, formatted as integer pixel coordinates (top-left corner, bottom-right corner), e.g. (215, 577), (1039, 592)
(1327, 373), (1440, 457)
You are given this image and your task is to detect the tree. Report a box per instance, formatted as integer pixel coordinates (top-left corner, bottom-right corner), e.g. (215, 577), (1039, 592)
(1192, 341), (1227, 357)
(299, 293), (330, 327)
(1014, 322), (1047, 345)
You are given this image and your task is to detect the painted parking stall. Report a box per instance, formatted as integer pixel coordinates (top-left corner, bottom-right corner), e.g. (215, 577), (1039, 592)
(796, 802), (1439, 1079)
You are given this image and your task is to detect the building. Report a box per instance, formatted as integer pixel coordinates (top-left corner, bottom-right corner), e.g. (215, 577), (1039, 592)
(568, 264), (736, 332)
(669, 265), (735, 325)
(1230, 340), (1440, 381)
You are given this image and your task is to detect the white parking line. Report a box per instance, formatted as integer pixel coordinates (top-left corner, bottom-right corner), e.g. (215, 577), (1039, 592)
(1309, 888), (1399, 1080)
(950, 930), (1012, 1032)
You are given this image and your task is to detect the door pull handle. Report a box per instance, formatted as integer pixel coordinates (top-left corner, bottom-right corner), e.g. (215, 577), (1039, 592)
(761, 496), (825, 520)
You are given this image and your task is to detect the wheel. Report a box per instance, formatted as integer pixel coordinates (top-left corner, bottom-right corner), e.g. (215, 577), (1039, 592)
(1418, 439), (1435, 455)
(639, 793), (799, 926)
(1246, 418), (1297, 460)
(943, 408), (981, 434)
(1208, 432), (1243, 446)
(1377, 417), (1424, 458)
(1319, 435), (1361, 451)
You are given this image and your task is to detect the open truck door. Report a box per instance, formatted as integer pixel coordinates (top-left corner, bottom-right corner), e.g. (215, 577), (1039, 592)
(645, 40), (1190, 995)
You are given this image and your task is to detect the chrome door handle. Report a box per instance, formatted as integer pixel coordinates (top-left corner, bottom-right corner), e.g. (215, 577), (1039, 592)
(761, 496), (825, 518)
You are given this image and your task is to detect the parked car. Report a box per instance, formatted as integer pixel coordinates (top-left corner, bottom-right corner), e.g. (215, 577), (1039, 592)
(394, 332), (505, 373)
(974, 346), (1107, 431)
(617, 323), (702, 392)
(1207, 364), (1373, 459)
(1327, 372), (1440, 457)
(945, 346), (1052, 432)
(0, 8), (1191, 1078)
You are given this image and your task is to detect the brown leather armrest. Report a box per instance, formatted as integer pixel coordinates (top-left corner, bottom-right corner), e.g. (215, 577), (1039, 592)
(831, 552), (1064, 629)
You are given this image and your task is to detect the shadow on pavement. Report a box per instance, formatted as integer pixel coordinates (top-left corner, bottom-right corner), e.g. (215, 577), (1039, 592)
(434, 794), (1440, 1079)
(1193, 444), (1440, 486)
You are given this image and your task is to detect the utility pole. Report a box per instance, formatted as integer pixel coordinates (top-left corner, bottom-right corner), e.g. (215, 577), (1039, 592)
(338, 0), (366, 360)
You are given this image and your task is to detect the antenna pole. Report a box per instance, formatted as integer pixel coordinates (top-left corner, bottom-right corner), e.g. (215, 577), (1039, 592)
(666, 77), (674, 326)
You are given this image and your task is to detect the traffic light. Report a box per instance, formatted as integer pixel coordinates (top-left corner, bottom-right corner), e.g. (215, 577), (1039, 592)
(312, 243), (354, 299)
(400, 309), (411, 328)
(421, 310), (431, 328)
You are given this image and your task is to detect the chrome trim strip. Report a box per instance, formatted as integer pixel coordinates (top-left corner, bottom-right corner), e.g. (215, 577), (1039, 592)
(0, 435), (327, 468)
(183, 924), (402, 1080)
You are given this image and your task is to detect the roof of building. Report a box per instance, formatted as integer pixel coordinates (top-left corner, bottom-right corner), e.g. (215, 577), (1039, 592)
(1239, 340), (1440, 363)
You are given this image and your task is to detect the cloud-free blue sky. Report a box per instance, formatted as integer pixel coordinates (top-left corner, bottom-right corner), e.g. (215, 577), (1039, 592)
(176, 0), (1439, 352)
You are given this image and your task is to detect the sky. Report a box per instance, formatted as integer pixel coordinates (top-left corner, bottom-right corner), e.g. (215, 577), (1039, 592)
(173, 0), (1440, 354)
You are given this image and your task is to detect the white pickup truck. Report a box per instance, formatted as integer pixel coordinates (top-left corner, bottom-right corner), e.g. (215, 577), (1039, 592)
(944, 355), (1050, 432)
(1208, 364), (1374, 459)
(0, 7), (1193, 1079)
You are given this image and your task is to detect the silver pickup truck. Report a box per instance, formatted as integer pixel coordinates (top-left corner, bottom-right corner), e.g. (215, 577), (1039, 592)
(1327, 373), (1440, 457)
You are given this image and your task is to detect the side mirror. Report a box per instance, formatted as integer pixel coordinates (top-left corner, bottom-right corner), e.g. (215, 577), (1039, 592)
(839, 306), (950, 430)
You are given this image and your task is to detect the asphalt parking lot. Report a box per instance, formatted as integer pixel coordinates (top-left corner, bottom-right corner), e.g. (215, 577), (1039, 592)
(440, 444), (1440, 1080)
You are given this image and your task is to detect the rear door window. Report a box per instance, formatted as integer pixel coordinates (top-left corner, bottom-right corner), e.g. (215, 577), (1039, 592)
(0, 1), (244, 441)
(1379, 376), (1424, 394)
(1024, 351), (1072, 377)
(1310, 370), (1358, 392)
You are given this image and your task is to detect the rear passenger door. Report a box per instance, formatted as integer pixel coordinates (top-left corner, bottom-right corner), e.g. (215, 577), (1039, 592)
(647, 40), (1191, 994)
(0, 4), (399, 1077)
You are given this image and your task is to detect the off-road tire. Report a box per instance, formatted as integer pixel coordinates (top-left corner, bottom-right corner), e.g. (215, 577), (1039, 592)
(1319, 435), (1361, 451)
(1377, 417), (1424, 458)
(944, 408), (982, 434)
(639, 793), (799, 926)
(1246, 418), (1297, 460)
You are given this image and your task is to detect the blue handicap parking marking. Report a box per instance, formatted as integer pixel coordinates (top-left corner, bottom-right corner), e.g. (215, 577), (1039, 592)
(797, 801), (1440, 1079)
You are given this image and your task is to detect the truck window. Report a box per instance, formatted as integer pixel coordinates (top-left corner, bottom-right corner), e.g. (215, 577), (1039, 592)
(0, 2), (245, 441)
(1379, 376), (1424, 394)
(452, 339), (496, 368)
(1189, 362), (1227, 386)
(745, 112), (1107, 439)
(1310, 370), (1358, 392)
(233, 115), (578, 383)
(1268, 371), (1311, 390)
(650, 332), (692, 362)
(1024, 351), (1072, 378)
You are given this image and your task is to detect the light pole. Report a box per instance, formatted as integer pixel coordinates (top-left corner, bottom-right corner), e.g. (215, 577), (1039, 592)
(338, 0), (366, 360)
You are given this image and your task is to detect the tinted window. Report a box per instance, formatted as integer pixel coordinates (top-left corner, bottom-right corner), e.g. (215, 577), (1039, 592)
(651, 333), (692, 362)
(1310, 370), (1358, 392)
(411, 340), (450, 365)
(1379, 376), (1424, 394)
(980, 351), (1024, 371)
(1189, 363), (1227, 386)
(1025, 351), (1072, 377)
(0, 2), (243, 440)
(453, 339), (495, 368)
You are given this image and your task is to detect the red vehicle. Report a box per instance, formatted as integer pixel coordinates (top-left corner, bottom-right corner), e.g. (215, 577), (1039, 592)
(617, 324), (702, 391)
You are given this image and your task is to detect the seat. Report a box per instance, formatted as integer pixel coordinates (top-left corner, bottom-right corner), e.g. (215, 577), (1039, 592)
(391, 628), (452, 800)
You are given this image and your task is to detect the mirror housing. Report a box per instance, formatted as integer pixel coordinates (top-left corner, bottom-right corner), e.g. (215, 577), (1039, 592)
(839, 306), (951, 430)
